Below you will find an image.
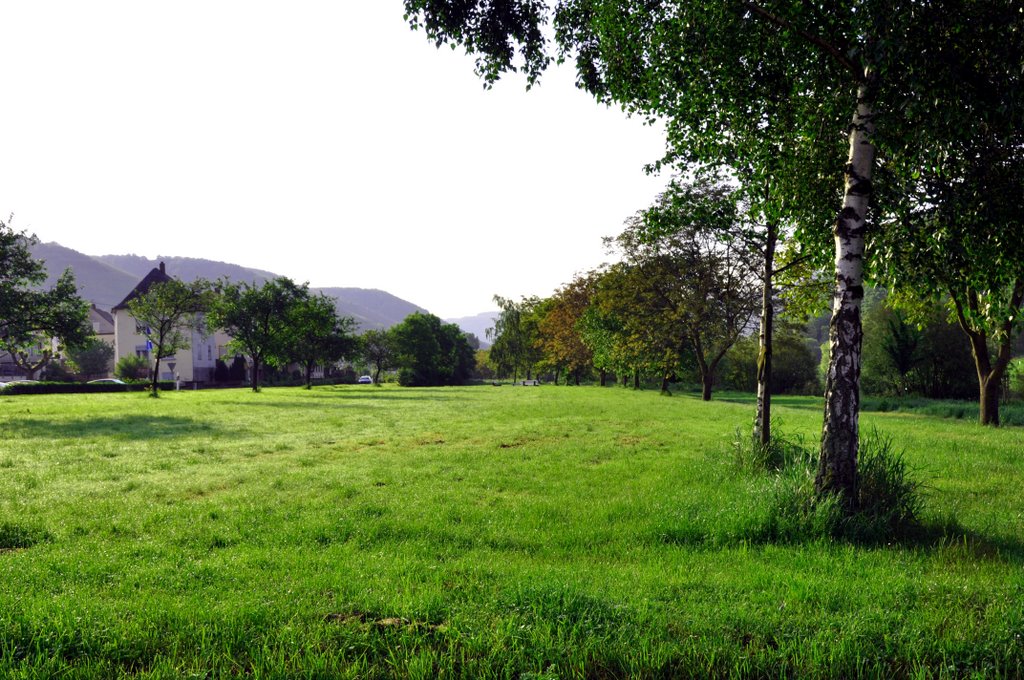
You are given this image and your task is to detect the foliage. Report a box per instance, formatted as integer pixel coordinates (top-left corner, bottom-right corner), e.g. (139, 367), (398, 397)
(284, 293), (359, 389)
(211, 277), (307, 392)
(0, 381), (173, 395)
(127, 278), (218, 396)
(390, 312), (476, 387)
(403, 0), (1024, 507)
(228, 355), (248, 382)
(860, 292), (975, 400)
(487, 295), (544, 381)
(65, 338), (115, 378)
(213, 359), (230, 383)
(114, 354), (150, 381)
(537, 276), (594, 385)
(609, 176), (760, 399)
(1, 220), (91, 379)
(721, 327), (819, 395)
(360, 329), (395, 385)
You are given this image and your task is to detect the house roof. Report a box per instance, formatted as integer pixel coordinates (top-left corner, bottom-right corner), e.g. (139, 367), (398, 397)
(89, 305), (115, 334)
(111, 262), (173, 311)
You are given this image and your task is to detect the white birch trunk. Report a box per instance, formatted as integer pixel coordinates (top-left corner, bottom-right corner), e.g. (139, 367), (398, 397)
(816, 76), (876, 506)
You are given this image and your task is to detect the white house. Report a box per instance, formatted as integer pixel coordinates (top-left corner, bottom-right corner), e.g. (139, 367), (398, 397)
(111, 262), (230, 383)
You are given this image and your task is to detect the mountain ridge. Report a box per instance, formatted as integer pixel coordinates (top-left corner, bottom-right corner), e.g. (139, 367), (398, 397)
(29, 242), (429, 331)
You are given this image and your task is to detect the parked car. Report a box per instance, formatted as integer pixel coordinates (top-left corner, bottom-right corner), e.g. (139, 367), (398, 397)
(357, 375), (373, 384)
(87, 378), (126, 385)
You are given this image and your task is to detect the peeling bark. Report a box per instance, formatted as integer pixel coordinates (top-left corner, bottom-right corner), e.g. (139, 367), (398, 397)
(753, 223), (777, 446)
(817, 76), (876, 508)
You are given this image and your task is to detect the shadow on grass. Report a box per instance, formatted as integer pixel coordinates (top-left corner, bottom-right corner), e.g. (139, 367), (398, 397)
(655, 517), (1024, 565)
(3, 415), (220, 440)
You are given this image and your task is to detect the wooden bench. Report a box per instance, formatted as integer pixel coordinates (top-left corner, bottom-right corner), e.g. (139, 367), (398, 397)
(519, 379), (540, 386)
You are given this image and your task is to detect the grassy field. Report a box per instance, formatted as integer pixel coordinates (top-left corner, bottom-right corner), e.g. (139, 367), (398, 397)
(1, 385), (1022, 678)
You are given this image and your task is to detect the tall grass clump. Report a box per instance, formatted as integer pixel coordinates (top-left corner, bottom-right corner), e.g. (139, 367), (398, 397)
(732, 422), (815, 472)
(0, 522), (51, 551)
(739, 429), (926, 544)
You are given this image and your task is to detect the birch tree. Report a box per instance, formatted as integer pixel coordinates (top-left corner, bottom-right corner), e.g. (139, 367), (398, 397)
(402, 0), (1023, 507)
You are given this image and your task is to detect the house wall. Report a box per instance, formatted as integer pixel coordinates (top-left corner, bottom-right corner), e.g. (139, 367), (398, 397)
(113, 309), (225, 382)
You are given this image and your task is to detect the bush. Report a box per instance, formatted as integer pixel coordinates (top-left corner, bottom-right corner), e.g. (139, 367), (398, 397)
(213, 359), (230, 383)
(228, 356), (248, 382)
(115, 354), (150, 380)
(0, 381), (174, 395)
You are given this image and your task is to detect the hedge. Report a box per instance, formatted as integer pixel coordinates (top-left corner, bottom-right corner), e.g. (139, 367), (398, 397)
(0, 382), (176, 395)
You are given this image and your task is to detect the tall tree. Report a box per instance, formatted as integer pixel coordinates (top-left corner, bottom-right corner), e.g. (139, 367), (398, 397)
(874, 133), (1024, 424)
(539, 275), (596, 385)
(488, 295), (544, 381)
(127, 278), (217, 396)
(613, 178), (760, 400)
(212, 278), (307, 392)
(403, 0), (1024, 506)
(285, 294), (359, 389)
(1, 221), (91, 379)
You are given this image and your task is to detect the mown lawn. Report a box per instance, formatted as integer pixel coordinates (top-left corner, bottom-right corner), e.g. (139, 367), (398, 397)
(1, 385), (1022, 678)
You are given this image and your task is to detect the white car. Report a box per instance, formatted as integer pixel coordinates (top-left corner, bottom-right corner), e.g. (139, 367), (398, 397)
(88, 378), (126, 384)
(357, 375), (373, 384)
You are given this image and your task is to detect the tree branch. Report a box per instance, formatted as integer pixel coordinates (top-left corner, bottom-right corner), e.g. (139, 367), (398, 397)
(740, 1), (859, 78)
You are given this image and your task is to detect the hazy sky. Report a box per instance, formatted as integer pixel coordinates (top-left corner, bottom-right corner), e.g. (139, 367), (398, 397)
(1, 2), (667, 318)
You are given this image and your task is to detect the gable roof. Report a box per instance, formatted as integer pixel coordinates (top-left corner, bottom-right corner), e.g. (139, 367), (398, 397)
(111, 262), (173, 311)
(89, 305), (115, 334)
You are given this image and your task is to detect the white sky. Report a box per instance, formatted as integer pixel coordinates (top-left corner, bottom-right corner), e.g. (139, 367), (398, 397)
(0, 1), (667, 318)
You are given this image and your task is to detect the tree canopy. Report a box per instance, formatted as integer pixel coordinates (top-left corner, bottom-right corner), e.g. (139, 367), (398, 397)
(1, 220), (90, 379)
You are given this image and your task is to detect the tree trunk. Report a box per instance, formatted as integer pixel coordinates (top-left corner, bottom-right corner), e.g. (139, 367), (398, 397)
(952, 287), (1021, 427)
(150, 354), (162, 397)
(817, 75), (876, 508)
(554, 367), (560, 386)
(599, 369), (607, 387)
(574, 370), (580, 386)
(634, 369), (640, 390)
(622, 374), (628, 387)
(251, 358), (260, 392)
(979, 374), (1000, 426)
(373, 365), (382, 385)
(754, 223), (777, 447)
(305, 363), (313, 390)
(660, 375), (671, 395)
(700, 371), (713, 401)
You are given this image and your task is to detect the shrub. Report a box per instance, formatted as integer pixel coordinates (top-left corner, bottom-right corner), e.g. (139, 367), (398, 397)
(228, 356), (248, 382)
(213, 359), (230, 382)
(115, 354), (150, 380)
(0, 381), (173, 395)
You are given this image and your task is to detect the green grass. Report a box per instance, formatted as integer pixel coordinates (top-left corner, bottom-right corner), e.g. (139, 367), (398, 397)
(1, 386), (1022, 678)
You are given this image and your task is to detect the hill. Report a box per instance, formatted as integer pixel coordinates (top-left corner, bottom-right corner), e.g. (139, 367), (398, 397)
(315, 287), (427, 332)
(29, 243), (428, 330)
(94, 254), (277, 287)
(445, 311), (499, 346)
(29, 242), (140, 310)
